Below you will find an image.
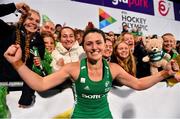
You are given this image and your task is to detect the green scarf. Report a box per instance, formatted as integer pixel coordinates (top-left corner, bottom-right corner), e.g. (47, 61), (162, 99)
(32, 49), (53, 76)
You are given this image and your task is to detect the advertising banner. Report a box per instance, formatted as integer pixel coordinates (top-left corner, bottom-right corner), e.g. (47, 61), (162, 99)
(72, 0), (154, 15)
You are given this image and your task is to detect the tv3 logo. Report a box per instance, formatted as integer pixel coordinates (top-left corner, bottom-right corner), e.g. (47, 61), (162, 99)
(158, 0), (171, 16)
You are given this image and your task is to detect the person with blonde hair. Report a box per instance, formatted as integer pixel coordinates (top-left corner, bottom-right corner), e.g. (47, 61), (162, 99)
(112, 40), (136, 86)
(0, 2), (45, 109)
(162, 33), (178, 59)
(118, 32), (135, 53)
(112, 40), (136, 76)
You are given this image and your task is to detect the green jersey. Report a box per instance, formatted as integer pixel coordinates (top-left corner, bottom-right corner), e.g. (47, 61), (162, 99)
(71, 58), (113, 118)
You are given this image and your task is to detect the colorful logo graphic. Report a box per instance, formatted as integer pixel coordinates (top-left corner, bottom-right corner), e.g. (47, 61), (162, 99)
(99, 8), (116, 29)
(158, 0), (170, 16)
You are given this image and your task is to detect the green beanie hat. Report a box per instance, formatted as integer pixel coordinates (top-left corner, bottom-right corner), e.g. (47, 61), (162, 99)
(42, 14), (52, 24)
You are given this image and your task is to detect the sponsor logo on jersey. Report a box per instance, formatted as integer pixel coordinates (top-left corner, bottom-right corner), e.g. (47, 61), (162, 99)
(82, 94), (101, 99)
(105, 81), (111, 92)
(81, 66), (86, 70)
(105, 81), (110, 87)
(84, 86), (90, 90)
(80, 78), (86, 83)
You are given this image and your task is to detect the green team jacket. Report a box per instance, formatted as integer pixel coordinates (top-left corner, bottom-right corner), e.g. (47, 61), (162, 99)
(71, 58), (113, 118)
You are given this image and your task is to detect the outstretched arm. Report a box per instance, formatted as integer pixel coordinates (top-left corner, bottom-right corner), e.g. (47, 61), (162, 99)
(4, 44), (70, 92)
(0, 2), (29, 17)
(0, 3), (16, 17)
(110, 62), (179, 90)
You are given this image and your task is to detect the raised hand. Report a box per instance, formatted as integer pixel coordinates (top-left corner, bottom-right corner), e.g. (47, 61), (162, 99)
(15, 2), (30, 15)
(165, 59), (180, 86)
(4, 44), (22, 64)
(170, 60), (180, 81)
(174, 72), (180, 81)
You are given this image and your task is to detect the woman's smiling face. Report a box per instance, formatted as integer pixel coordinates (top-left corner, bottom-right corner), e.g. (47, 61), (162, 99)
(83, 32), (105, 61)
